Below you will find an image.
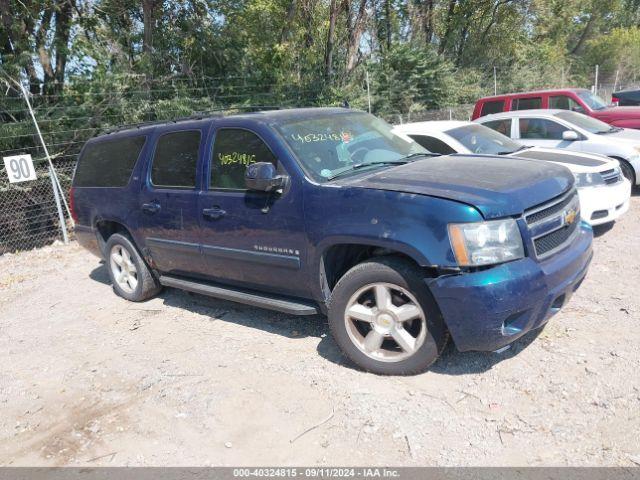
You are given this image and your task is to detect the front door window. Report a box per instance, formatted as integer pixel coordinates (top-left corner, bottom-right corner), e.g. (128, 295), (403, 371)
(211, 129), (277, 190)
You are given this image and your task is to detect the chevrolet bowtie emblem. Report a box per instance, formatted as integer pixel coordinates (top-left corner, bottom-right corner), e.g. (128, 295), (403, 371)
(564, 208), (578, 225)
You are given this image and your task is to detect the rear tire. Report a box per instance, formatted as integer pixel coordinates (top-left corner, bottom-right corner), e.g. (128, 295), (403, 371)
(105, 233), (161, 302)
(328, 257), (448, 375)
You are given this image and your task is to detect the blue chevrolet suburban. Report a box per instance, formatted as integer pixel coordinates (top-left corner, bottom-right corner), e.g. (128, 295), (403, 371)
(71, 108), (593, 375)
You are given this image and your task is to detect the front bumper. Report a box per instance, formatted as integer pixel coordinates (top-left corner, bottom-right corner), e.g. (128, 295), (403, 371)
(427, 224), (593, 352)
(578, 180), (631, 226)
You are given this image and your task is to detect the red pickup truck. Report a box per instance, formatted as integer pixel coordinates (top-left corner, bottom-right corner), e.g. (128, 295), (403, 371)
(472, 88), (640, 129)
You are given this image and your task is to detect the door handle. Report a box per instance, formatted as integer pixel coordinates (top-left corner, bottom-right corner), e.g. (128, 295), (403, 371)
(142, 201), (161, 214)
(202, 207), (226, 220)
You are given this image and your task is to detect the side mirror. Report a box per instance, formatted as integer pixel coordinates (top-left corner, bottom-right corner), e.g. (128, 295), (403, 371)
(245, 162), (288, 192)
(562, 130), (579, 141)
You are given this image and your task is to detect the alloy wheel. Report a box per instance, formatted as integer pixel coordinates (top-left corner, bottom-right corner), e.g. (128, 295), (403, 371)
(109, 244), (139, 294)
(344, 282), (427, 362)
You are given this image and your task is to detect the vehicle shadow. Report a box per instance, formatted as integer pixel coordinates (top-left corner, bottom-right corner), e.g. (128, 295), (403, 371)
(592, 222), (615, 237)
(89, 263), (327, 339)
(88, 263), (544, 375)
(89, 262), (111, 285)
(161, 287), (330, 339)
(158, 286), (353, 364)
(317, 327), (543, 376)
(429, 327), (542, 376)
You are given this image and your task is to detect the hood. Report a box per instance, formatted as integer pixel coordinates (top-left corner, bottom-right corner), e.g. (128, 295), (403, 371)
(603, 127), (640, 143)
(595, 106), (640, 121)
(334, 155), (574, 219)
(510, 147), (615, 173)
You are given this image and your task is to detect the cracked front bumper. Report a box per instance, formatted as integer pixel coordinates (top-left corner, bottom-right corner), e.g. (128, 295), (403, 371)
(427, 224), (593, 352)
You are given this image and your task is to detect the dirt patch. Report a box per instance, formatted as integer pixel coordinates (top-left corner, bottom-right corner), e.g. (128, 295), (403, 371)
(1, 197), (639, 466)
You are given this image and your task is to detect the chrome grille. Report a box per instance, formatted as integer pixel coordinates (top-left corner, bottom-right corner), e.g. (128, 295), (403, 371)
(525, 190), (576, 226)
(534, 218), (579, 256)
(525, 190), (581, 259)
(600, 168), (622, 185)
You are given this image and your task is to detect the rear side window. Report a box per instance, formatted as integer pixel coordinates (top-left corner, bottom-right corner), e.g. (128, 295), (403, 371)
(513, 97), (542, 110)
(480, 100), (505, 116)
(211, 129), (277, 190)
(519, 118), (565, 140)
(408, 135), (456, 155)
(151, 130), (201, 188)
(74, 136), (146, 187)
(482, 119), (512, 137)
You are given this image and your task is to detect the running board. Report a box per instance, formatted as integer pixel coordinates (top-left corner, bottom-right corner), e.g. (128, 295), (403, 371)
(159, 275), (319, 316)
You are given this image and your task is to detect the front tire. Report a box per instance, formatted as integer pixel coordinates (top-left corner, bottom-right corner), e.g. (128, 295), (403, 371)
(618, 159), (636, 186)
(105, 233), (161, 302)
(328, 257), (448, 375)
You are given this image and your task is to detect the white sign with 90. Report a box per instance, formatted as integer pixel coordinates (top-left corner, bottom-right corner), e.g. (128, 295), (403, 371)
(3, 154), (37, 183)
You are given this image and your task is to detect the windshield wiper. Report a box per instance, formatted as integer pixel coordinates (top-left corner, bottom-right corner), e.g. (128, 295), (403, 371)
(599, 126), (623, 134)
(396, 152), (441, 161)
(498, 145), (528, 155)
(326, 160), (408, 181)
(326, 153), (439, 181)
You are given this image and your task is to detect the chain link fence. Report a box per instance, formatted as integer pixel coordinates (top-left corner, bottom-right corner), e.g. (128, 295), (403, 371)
(0, 71), (636, 256)
(382, 104), (474, 125)
(0, 81), (81, 255)
(0, 158), (74, 254)
(0, 77), (332, 255)
(0, 98), (473, 256)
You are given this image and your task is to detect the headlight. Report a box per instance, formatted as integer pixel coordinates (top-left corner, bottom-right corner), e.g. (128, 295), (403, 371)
(448, 218), (524, 267)
(633, 146), (640, 154)
(573, 172), (604, 187)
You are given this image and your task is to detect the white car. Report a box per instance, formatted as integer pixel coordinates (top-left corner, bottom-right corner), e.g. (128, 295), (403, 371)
(474, 109), (640, 187)
(393, 121), (631, 226)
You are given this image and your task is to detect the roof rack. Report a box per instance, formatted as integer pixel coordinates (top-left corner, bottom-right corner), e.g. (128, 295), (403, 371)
(104, 113), (220, 134)
(104, 105), (286, 134)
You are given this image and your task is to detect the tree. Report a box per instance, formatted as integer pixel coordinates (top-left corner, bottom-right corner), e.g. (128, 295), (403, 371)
(345, 0), (368, 73)
(324, 0), (340, 80)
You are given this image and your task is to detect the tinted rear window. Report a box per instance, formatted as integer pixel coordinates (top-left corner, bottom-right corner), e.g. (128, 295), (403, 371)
(482, 119), (512, 136)
(480, 100), (505, 116)
(513, 97), (542, 110)
(73, 136), (146, 187)
(408, 135), (456, 154)
(151, 130), (201, 188)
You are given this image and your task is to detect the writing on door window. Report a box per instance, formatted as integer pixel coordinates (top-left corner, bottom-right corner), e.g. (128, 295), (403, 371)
(218, 152), (256, 166)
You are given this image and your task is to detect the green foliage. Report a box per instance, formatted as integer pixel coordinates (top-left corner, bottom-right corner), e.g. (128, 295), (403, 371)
(1, 0), (640, 122)
(370, 43), (454, 115)
(583, 27), (640, 83)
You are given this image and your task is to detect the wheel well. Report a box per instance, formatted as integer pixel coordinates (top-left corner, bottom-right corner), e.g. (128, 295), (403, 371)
(609, 156), (636, 182)
(321, 244), (425, 292)
(94, 220), (131, 254)
(95, 220), (129, 242)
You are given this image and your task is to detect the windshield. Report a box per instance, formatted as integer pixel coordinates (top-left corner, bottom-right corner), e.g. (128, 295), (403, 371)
(276, 112), (426, 181)
(576, 91), (608, 111)
(446, 124), (522, 154)
(555, 111), (615, 134)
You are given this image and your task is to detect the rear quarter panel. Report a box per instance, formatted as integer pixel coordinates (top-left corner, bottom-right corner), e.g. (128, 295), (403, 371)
(72, 131), (156, 253)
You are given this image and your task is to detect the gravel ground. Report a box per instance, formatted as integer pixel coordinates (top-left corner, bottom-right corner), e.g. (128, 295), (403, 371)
(1, 197), (639, 467)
